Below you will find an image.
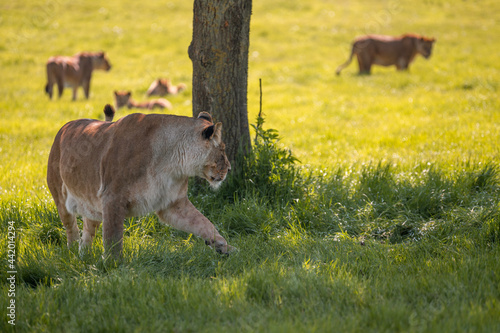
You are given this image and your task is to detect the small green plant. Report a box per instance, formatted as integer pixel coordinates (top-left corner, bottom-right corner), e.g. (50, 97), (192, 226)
(191, 112), (307, 209)
(240, 112), (305, 205)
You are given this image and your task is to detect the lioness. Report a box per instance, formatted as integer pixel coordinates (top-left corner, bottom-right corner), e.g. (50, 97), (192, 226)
(336, 34), (436, 75)
(45, 51), (112, 100)
(114, 90), (172, 110)
(146, 78), (187, 96)
(47, 105), (232, 258)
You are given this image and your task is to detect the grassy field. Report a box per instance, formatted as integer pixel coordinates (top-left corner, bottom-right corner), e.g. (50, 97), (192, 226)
(1, 0), (499, 332)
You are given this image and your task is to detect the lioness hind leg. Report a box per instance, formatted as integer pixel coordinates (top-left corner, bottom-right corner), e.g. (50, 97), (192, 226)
(46, 64), (57, 99)
(357, 54), (372, 75)
(157, 197), (232, 254)
(58, 208), (80, 247)
(80, 217), (101, 251)
(45, 83), (53, 99)
(56, 76), (64, 98)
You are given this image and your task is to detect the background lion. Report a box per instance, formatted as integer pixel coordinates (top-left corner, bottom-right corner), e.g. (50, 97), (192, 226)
(146, 78), (187, 96)
(45, 51), (111, 100)
(336, 34), (436, 75)
(114, 90), (172, 110)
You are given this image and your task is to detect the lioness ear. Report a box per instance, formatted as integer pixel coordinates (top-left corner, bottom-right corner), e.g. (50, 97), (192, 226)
(103, 104), (115, 121)
(214, 122), (222, 141)
(197, 111), (213, 123)
(202, 125), (215, 140)
(202, 123), (222, 141)
(114, 91), (118, 96)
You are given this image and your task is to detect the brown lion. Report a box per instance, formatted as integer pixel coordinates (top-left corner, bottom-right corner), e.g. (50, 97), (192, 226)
(114, 90), (172, 110)
(45, 51), (112, 100)
(146, 78), (187, 96)
(47, 105), (232, 258)
(336, 34), (436, 75)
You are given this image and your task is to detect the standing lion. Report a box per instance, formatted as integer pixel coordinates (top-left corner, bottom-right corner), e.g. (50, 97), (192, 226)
(336, 34), (436, 75)
(45, 51), (112, 100)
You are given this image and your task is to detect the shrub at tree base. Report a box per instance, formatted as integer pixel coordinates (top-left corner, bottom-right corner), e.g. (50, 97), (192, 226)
(190, 116), (499, 245)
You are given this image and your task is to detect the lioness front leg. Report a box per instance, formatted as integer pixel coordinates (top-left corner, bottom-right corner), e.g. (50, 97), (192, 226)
(157, 197), (231, 254)
(102, 205), (126, 258)
(72, 86), (78, 101)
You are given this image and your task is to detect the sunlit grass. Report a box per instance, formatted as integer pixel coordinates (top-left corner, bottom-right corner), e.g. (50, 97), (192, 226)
(246, 0), (499, 167)
(1, 205), (499, 332)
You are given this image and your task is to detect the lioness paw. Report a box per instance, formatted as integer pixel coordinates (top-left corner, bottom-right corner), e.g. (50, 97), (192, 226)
(205, 239), (236, 255)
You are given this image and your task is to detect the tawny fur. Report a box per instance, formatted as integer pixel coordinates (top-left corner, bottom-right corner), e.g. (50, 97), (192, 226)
(45, 51), (112, 100)
(47, 105), (232, 258)
(146, 78), (187, 96)
(114, 91), (172, 110)
(336, 34), (436, 75)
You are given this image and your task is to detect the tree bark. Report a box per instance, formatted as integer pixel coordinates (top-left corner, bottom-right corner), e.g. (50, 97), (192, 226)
(189, 0), (252, 166)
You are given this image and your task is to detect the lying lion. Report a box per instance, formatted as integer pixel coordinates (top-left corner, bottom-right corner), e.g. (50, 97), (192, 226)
(47, 105), (232, 258)
(114, 90), (172, 110)
(146, 78), (187, 96)
(336, 34), (436, 75)
(45, 51), (111, 100)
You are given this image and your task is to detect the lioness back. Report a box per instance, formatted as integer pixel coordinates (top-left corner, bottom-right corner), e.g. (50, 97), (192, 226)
(51, 113), (207, 216)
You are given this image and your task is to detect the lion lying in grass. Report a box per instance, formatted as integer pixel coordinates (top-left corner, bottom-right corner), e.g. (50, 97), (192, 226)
(146, 78), (186, 96)
(114, 90), (172, 110)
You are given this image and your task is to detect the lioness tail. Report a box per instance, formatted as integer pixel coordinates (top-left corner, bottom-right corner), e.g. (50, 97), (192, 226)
(336, 47), (355, 75)
(104, 104), (115, 122)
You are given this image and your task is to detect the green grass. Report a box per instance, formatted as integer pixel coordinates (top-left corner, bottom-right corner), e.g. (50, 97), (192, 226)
(1, 0), (500, 332)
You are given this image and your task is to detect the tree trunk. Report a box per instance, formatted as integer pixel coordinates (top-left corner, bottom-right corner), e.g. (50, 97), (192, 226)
(189, 0), (252, 166)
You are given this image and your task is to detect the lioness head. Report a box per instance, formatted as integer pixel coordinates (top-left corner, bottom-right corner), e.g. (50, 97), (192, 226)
(114, 90), (132, 109)
(416, 37), (436, 59)
(147, 78), (187, 96)
(198, 112), (231, 189)
(92, 51), (112, 71)
(147, 78), (169, 96)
